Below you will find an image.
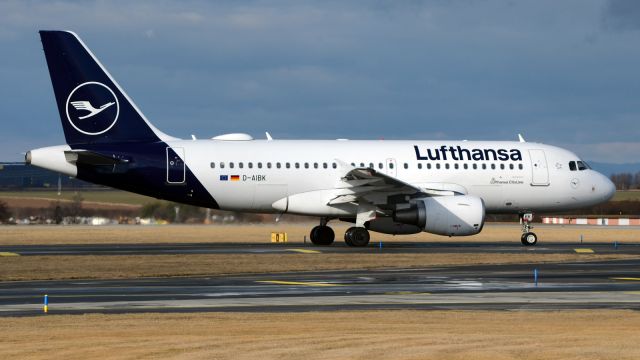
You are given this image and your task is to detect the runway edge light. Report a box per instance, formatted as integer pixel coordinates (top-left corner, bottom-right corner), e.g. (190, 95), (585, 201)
(44, 294), (48, 314)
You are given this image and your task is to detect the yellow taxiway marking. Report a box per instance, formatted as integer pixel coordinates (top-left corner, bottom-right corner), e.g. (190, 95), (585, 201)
(610, 277), (640, 281)
(624, 291), (640, 295)
(384, 291), (431, 296)
(574, 248), (594, 253)
(0, 252), (19, 257)
(257, 280), (342, 287)
(287, 249), (321, 254)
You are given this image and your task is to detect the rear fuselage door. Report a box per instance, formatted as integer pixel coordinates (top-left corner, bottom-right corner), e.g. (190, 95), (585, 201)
(529, 149), (549, 186)
(166, 147), (185, 184)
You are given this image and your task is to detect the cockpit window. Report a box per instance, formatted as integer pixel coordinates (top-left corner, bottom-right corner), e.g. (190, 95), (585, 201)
(576, 161), (588, 171)
(569, 161), (577, 171)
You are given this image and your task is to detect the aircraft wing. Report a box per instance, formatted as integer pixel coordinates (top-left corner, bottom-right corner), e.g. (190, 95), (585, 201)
(329, 161), (465, 207)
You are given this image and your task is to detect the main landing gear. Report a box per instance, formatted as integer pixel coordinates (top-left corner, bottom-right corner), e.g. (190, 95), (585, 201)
(309, 219), (371, 247)
(344, 227), (370, 247)
(520, 212), (538, 246)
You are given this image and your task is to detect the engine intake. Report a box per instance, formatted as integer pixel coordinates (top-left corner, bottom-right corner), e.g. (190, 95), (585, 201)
(393, 195), (485, 236)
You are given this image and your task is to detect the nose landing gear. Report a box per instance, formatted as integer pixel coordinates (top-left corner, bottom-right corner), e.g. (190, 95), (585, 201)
(520, 212), (538, 246)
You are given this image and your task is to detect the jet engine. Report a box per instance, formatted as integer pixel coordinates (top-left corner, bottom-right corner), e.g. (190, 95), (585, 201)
(393, 195), (485, 236)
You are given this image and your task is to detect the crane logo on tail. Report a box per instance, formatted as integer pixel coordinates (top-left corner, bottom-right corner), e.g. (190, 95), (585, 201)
(65, 81), (119, 135)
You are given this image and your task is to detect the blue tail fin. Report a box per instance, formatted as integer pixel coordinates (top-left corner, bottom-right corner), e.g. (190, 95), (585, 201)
(39, 30), (174, 146)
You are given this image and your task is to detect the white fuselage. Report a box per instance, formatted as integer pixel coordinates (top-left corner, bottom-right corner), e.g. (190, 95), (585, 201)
(160, 139), (614, 216)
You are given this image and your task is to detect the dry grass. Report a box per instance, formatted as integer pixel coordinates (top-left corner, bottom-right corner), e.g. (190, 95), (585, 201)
(2, 252), (633, 281)
(0, 223), (639, 245)
(1, 310), (639, 359)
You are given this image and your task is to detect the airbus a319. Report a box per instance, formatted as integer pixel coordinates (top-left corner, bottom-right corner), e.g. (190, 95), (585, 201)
(27, 31), (616, 247)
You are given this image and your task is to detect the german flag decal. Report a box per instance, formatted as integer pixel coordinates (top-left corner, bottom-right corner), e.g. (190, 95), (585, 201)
(230, 175), (240, 181)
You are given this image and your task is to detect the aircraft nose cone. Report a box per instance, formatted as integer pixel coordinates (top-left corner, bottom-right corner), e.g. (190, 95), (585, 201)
(603, 176), (616, 201)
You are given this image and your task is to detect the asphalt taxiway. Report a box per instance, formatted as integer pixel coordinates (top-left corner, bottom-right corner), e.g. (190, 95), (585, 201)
(1, 240), (639, 256)
(2, 258), (640, 316)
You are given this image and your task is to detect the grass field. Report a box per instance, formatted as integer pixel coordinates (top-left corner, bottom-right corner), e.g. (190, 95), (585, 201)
(612, 190), (640, 201)
(2, 310), (640, 359)
(0, 190), (156, 206)
(1, 189), (638, 206)
(1, 223), (638, 245)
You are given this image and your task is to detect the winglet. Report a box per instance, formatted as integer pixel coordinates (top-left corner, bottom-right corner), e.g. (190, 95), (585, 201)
(518, 134), (526, 143)
(265, 132), (273, 141)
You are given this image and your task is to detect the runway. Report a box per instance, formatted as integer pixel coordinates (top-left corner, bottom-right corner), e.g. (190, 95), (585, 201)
(1, 240), (638, 256)
(2, 258), (640, 316)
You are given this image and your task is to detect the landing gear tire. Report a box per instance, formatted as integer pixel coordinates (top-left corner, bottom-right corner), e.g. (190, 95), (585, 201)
(310, 226), (335, 246)
(521, 232), (538, 246)
(344, 227), (370, 247)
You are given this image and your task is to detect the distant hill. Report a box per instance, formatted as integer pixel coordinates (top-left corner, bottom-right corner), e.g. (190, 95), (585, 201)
(588, 162), (640, 177)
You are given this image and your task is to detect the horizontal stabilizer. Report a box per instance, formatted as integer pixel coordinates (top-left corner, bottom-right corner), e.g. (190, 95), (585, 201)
(64, 150), (127, 166)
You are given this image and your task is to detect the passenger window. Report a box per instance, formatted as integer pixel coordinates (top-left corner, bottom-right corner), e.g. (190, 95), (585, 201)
(445, 163), (450, 170)
(314, 163), (318, 169)
(427, 163), (432, 169)
(239, 162), (244, 169)
(379, 163), (383, 169)
(210, 162), (215, 169)
(577, 161), (587, 171)
(276, 162), (281, 169)
(418, 163), (422, 169)
(463, 164), (468, 170)
(482, 164), (487, 170)
(389, 163), (394, 169)
(436, 163), (441, 169)
(518, 164), (523, 170)
(491, 164), (496, 170)
(404, 163), (408, 169)
(220, 162), (225, 169)
(509, 164), (514, 170)
(500, 164), (505, 170)
(257, 162), (262, 169)
(472, 163), (477, 170)
(248, 162), (253, 169)
(332, 163), (337, 169)
(286, 163), (290, 169)
(295, 163), (300, 169)
(369, 163), (374, 169)
(323, 163), (327, 169)
(360, 163), (365, 168)
(454, 163), (459, 170)
(305, 163), (309, 169)
(229, 162), (234, 169)
(267, 162), (272, 169)
(351, 163), (356, 167)
(569, 161), (576, 171)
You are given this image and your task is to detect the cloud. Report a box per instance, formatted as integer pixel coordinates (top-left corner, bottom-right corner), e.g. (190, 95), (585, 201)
(0, 0), (639, 164)
(602, 0), (640, 31)
(561, 142), (640, 164)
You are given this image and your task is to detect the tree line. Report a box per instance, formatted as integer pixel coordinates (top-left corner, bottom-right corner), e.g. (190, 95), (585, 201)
(610, 172), (640, 190)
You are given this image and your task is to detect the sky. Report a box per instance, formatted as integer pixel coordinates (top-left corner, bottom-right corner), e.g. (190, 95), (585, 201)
(1, 0), (639, 163)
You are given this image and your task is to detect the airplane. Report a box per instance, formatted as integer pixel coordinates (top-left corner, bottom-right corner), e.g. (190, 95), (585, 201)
(26, 30), (616, 247)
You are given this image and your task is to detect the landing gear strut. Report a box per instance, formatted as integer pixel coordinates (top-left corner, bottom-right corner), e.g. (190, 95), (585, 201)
(309, 218), (335, 246)
(344, 227), (370, 247)
(520, 212), (538, 246)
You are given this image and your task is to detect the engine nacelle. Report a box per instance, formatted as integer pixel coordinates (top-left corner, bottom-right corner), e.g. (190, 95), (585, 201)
(393, 195), (485, 236)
